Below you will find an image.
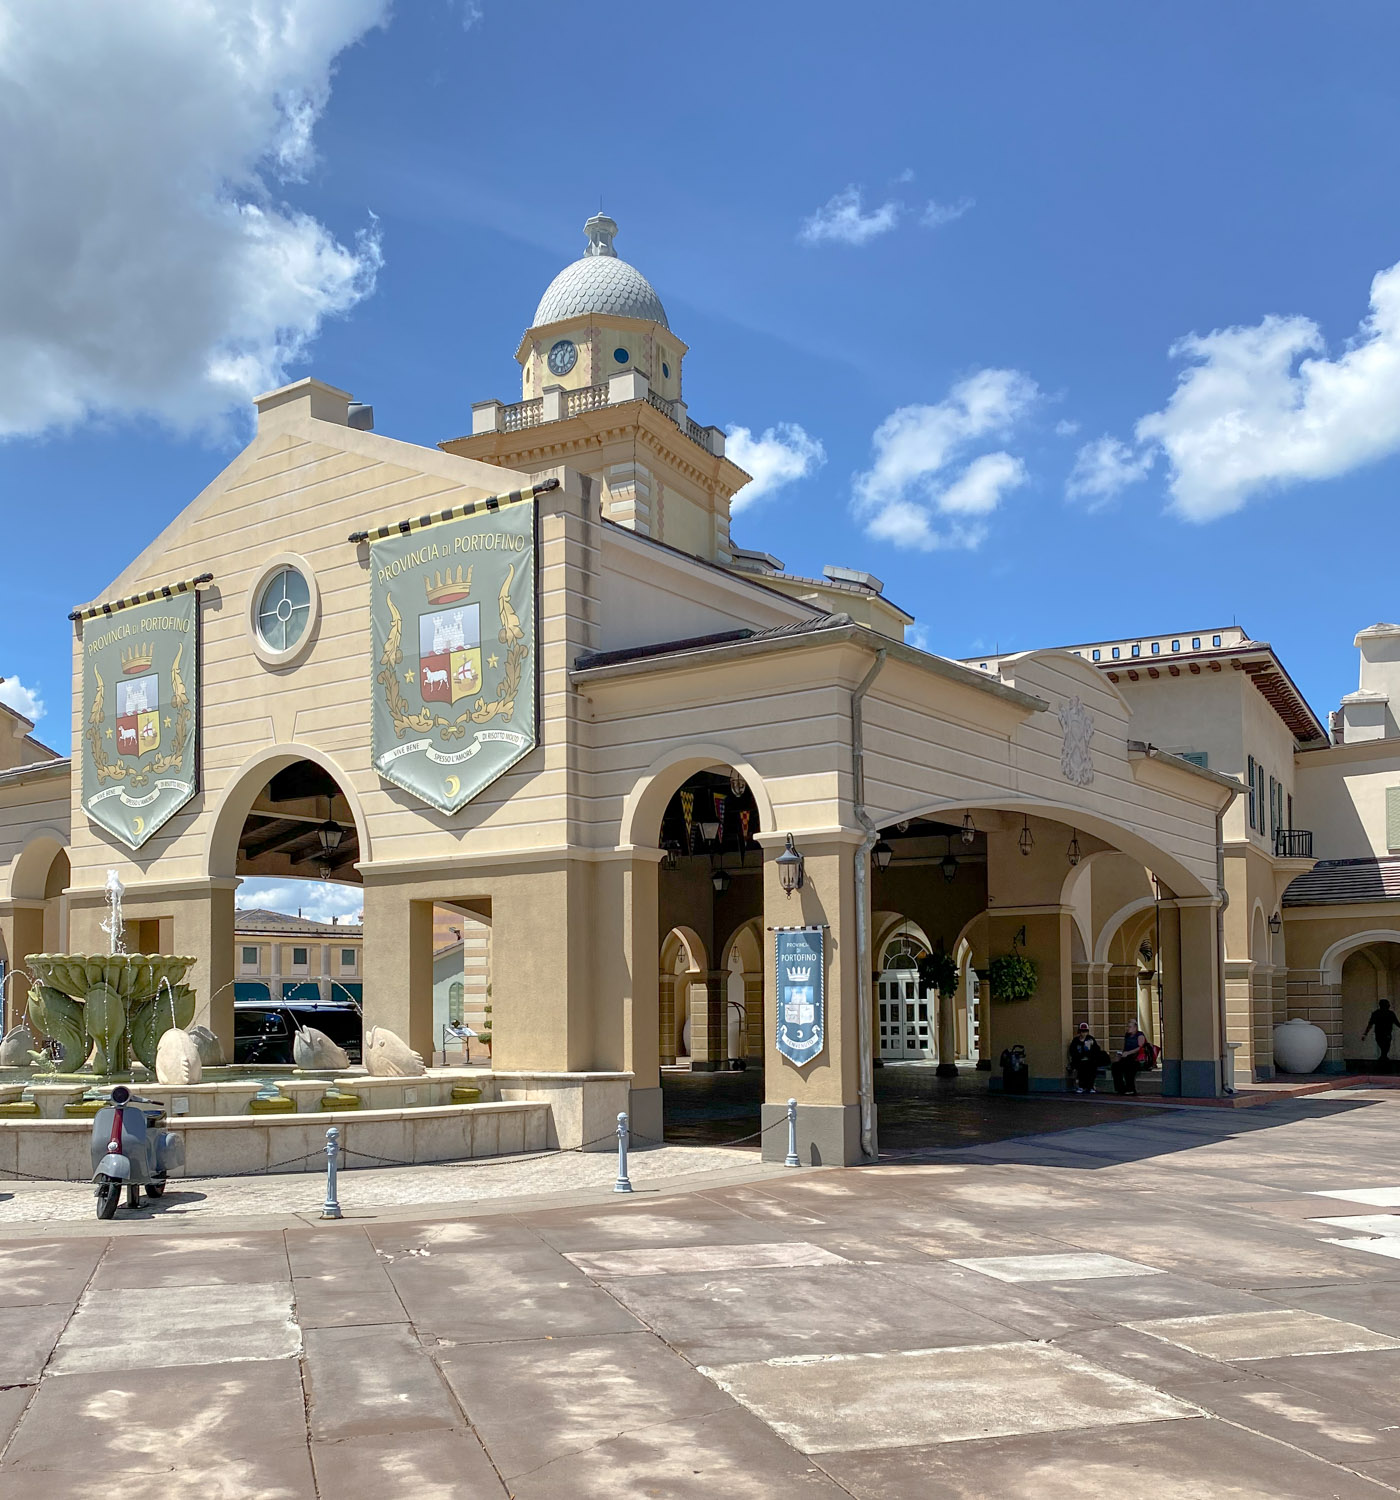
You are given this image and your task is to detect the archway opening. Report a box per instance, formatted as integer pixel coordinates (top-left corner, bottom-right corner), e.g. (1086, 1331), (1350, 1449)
(230, 757), (367, 1065)
(1341, 942), (1400, 1068)
(654, 766), (764, 1144)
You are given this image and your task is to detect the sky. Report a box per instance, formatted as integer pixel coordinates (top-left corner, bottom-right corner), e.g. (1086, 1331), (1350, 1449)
(4, 2), (1400, 813)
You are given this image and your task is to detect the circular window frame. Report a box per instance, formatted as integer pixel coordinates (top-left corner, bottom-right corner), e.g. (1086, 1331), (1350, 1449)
(247, 553), (321, 668)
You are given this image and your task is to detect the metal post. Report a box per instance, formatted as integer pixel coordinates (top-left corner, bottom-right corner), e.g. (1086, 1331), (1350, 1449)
(785, 1097), (800, 1167)
(321, 1125), (342, 1219)
(614, 1111), (633, 1193)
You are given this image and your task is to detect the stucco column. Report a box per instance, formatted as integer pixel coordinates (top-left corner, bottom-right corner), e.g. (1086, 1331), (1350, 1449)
(689, 971), (727, 1070)
(743, 973), (763, 1061)
(935, 984), (958, 1076)
(986, 908), (1073, 1090)
(658, 974), (677, 1066)
(1177, 897), (1223, 1097)
(360, 882), (436, 1062)
(602, 851), (661, 1140)
(759, 831), (867, 1166)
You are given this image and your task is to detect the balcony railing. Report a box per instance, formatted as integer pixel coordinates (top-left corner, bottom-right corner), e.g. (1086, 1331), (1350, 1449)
(564, 383), (609, 417)
(1274, 828), (1313, 858)
(477, 385), (720, 455)
(501, 397), (542, 433)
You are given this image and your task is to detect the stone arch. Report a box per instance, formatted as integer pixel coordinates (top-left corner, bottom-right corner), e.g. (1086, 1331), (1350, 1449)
(1320, 930), (1400, 987)
(720, 918), (762, 973)
(660, 924), (707, 1063)
(1094, 896), (1158, 965)
(619, 743), (773, 849)
(876, 917), (934, 969)
(205, 743), (370, 880)
(7, 830), (70, 903)
(1250, 902), (1271, 966)
(883, 796), (1213, 901)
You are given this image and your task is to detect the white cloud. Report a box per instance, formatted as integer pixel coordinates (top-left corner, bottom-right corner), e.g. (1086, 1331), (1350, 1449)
(853, 370), (1039, 551)
(237, 878), (363, 924)
(1067, 435), (1155, 507)
(1078, 259), (1400, 521)
(921, 197), (973, 228)
(726, 423), (826, 511)
(0, 676), (44, 724)
(0, 0), (389, 439)
(447, 0), (484, 29)
(799, 186), (901, 247)
(1054, 418), (1080, 437)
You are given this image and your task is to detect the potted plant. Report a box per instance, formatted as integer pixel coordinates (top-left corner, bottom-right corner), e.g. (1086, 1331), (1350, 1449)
(918, 947), (959, 1000)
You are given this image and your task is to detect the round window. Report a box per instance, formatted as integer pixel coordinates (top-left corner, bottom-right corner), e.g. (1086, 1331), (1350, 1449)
(662, 362), (671, 379)
(613, 347), (629, 364)
(256, 567), (311, 652)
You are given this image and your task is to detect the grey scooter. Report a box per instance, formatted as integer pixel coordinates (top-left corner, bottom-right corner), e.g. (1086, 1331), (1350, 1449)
(90, 1085), (185, 1220)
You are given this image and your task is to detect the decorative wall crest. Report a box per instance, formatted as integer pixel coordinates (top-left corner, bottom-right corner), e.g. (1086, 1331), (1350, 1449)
(1058, 695), (1096, 787)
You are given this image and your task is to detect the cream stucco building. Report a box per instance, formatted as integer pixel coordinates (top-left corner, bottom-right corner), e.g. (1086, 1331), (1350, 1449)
(0, 216), (1282, 1163)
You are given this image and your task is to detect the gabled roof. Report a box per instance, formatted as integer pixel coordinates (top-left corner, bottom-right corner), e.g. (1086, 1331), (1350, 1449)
(234, 908), (362, 937)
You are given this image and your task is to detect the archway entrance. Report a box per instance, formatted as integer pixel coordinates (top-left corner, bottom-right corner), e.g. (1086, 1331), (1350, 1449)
(1341, 941), (1400, 1068)
(653, 766), (764, 1144)
(2, 837), (70, 1033)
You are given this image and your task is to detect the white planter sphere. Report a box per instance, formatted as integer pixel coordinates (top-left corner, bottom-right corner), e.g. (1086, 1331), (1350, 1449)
(1273, 1018), (1328, 1074)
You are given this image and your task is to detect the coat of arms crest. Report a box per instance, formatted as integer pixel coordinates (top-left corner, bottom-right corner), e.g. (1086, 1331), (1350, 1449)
(1058, 695), (1095, 787)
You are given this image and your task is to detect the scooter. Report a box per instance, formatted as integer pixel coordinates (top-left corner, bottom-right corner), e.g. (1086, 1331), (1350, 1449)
(90, 1085), (185, 1220)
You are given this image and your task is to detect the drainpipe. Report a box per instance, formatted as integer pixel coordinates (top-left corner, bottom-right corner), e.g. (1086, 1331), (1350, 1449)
(1216, 805), (1231, 1095)
(851, 647), (887, 1161)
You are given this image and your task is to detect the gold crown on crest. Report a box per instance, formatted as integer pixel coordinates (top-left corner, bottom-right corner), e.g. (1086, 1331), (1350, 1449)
(120, 643), (155, 675)
(425, 565), (473, 605)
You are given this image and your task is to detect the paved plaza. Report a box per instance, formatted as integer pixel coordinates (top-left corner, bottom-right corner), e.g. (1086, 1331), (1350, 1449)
(6, 1090), (1400, 1496)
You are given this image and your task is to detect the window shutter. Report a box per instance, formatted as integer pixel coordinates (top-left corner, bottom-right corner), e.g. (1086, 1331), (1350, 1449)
(1248, 757), (1256, 830)
(1388, 787), (1400, 852)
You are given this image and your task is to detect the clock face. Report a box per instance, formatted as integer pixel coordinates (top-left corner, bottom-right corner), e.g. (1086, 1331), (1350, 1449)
(547, 339), (577, 377)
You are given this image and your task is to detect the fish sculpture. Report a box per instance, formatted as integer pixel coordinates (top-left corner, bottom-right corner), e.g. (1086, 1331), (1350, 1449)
(364, 1025), (425, 1077)
(155, 1027), (202, 1085)
(293, 1025), (350, 1071)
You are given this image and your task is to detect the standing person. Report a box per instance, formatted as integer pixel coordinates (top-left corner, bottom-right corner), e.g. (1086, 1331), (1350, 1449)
(1363, 999), (1398, 1069)
(1112, 1021), (1152, 1096)
(1067, 1021), (1105, 1094)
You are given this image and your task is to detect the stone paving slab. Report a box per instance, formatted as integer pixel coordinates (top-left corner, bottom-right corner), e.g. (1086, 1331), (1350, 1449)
(952, 1252), (1164, 1282)
(49, 1281), (300, 1373)
(310, 1428), (507, 1499)
(293, 1267), (407, 1328)
(1128, 1308), (1400, 1361)
(702, 1343), (1199, 1453)
(565, 1240), (848, 1278)
(0, 1304), (72, 1384)
(815, 1416), (1400, 1499)
(0, 1240), (104, 1307)
(304, 1323), (460, 1439)
(89, 1230), (290, 1289)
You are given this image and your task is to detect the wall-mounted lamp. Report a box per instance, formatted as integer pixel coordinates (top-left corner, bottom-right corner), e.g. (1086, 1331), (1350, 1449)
(1066, 831), (1082, 868)
(961, 812), (977, 846)
(872, 839), (894, 872)
(1268, 910), (1282, 936)
(776, 833), (805, 896)
(1018, 815), (1034, 856)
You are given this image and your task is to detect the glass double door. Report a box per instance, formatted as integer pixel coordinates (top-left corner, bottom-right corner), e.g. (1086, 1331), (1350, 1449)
(877, 972), (934, 1060)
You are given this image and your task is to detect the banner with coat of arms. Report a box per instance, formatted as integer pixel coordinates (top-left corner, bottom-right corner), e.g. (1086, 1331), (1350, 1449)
(81, 593), (199, 849)
(775, 926), (826, 1065)
(370, 501), (537, 813)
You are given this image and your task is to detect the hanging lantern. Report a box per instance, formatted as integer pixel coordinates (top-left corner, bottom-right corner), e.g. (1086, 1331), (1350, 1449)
(711, 866), (731, 895)
(961, 812), (976, 846)
(729, 769), (747, 797)
(1018, 815), (1034, 856)
(776, 833), (805, 896)
(940, 854), (959, 883)
(872, 839), (894, 872)
(661, 841), (681, 871)
(1066, 831), (1082, 868)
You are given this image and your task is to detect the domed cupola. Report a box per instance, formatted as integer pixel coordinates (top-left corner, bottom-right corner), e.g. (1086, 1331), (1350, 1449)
(532, 214), (669, 329)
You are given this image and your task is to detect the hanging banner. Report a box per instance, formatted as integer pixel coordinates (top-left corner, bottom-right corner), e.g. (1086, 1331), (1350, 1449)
(81, 592), (199, 850)
(370, 500), (537, 813)
(775, 926), (825, 1065)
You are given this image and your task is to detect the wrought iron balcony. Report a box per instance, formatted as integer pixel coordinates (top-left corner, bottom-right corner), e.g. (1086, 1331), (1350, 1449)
(1274, 828), (1313, 858)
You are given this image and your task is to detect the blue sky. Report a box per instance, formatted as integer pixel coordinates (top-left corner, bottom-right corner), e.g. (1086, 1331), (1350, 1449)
(5, 0), (1400, 767)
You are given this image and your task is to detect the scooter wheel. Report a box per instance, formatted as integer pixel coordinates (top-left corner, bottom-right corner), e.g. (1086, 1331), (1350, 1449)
(125, 1184), (141, 1210)
(145, 1179), (165, 1198)
(96, 1178), (121, 1220)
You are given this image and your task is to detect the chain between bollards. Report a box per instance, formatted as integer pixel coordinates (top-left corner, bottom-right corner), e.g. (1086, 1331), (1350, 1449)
(784, 1097), (800, 1167)
(614, 1111), (633, 1193)
(321, 1125), (343, 1219)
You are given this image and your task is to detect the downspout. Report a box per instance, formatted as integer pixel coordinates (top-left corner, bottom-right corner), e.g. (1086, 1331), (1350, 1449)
(1216, 805), (1232, 1095)
(851, 647), (887, 1161)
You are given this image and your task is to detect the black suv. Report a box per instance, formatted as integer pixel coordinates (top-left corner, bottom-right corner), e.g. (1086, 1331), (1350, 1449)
(233, 1002), (363, 1066)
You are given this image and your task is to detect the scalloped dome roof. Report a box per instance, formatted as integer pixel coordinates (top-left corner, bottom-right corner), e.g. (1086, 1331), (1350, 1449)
(532, 214), (668, 330)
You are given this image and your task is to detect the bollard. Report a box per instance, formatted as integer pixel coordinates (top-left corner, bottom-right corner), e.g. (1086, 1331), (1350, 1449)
(784, 1097), (800, 1168)
(321, 1125), (343, 1220)
(614, 1111), (634, 1194)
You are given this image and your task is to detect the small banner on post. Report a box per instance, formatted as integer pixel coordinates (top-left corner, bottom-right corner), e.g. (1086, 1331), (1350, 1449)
(370, 501), (537, 813)
(81, 593), (199, 850)
(775, 926), (825, 1065)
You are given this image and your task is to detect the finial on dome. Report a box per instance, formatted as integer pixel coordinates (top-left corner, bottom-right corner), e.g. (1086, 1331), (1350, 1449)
(583, 213), (618, 258)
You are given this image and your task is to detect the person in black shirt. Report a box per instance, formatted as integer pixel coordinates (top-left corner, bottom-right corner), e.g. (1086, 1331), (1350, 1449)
(1112, 1022), (1153, 1095)
(1067, 1022), (1106, 1094)
(1364, 999), (1398, 1069)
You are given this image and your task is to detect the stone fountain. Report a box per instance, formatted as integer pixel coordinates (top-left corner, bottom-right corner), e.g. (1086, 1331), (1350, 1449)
(25, 870), (196, 1076)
